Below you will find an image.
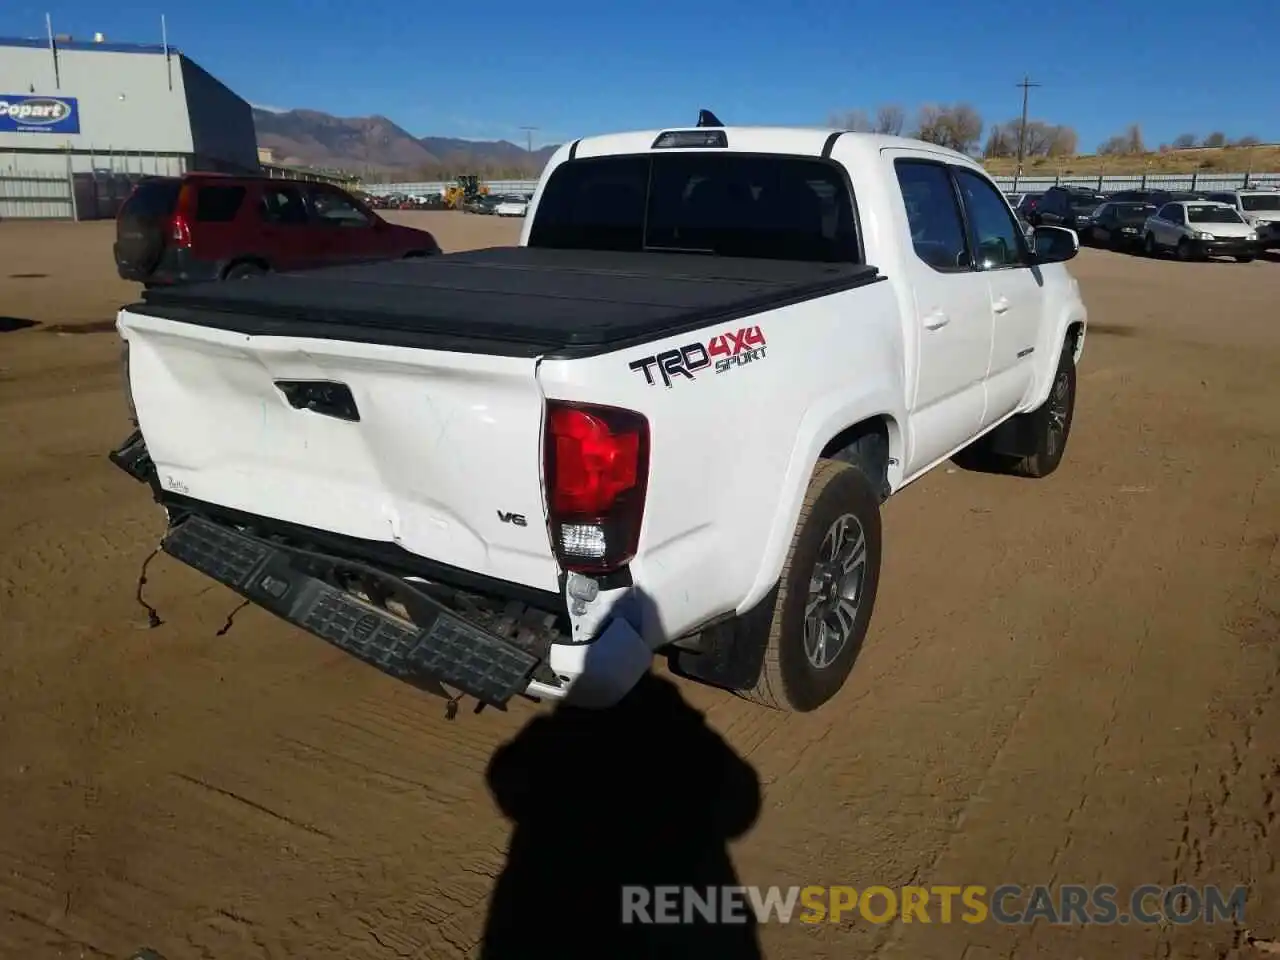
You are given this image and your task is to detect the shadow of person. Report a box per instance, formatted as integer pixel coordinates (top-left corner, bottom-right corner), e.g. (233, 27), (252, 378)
(480, 670), (764, 960)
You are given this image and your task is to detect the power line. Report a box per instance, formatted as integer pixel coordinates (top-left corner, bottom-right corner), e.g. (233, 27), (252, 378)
(1015, 75), (1041, 176)
(519, 126), (539, 154)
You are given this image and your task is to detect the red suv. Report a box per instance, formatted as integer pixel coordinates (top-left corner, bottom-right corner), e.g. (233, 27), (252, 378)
(114, 174), (440, 285)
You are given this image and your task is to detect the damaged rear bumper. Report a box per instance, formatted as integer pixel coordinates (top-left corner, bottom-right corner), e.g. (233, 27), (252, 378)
(163, 514), (540, 707)
(108, 430), (652, 709)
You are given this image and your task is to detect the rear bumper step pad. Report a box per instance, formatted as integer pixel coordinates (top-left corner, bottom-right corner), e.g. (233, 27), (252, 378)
(161, 515), (539, 706)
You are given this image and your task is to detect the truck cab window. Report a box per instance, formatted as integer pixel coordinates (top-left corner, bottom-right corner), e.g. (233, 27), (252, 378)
(530, 153), (860, 263)
(894, 160), (970, 271)
(953, 168), (1026, 269)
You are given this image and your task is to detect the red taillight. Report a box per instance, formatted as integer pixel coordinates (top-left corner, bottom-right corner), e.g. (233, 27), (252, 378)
(170, 213), (192, 248)
(170, 182), (193, 248)
(544, 401), (649, 574)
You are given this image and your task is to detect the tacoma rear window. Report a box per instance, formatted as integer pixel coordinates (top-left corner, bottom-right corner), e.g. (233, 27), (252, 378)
(529, 153), (860, 262)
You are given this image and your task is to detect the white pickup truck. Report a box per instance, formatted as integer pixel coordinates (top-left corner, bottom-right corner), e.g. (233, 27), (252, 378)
(109, 117), (1087, 714)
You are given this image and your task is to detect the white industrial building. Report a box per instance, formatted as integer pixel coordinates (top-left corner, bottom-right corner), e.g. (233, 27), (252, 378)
(0, 33), (259, 218)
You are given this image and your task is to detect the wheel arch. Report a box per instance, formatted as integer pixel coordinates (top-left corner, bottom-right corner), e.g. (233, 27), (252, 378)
(818, 413), (904, 502)
(740, 397), (904, 616)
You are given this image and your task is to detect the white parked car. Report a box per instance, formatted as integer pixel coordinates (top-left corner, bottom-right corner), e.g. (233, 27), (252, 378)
(1142, 200), (1260, 262)
(109, 121), (1087, 715)
(1205, 188), (1280, 250)
(493, 195), (529, 217)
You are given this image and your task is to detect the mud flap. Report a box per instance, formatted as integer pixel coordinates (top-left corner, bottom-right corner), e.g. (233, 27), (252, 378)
(667, 602), (771, 693)
(984, 411), (1041, 457)
(161, 515), (539, 707)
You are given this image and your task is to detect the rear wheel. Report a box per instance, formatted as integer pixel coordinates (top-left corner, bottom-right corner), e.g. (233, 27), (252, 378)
(224, 262), (266, 281)
(953, 343), (1077, 479)
(1011, 345), (1077, 479)
(736, 460), (882, 713)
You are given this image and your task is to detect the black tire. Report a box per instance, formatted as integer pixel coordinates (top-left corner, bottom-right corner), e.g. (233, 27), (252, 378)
(224, 262), (266, 281)
(1236, 256), (1254, 264)
(1176, 238), (1194, 262)
(1011, 344), (1077, 479)
(736, 460), (882, 713)
(1144, 233), (1158, 257)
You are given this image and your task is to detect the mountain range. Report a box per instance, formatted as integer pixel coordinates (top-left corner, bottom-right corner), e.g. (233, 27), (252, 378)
(252, 108), (560, 178)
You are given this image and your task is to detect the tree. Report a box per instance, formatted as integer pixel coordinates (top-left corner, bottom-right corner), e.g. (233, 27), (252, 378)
(1123, 123), (1145, 153)
(984, 118), (1076, 159)
(829, 110), (871, 132)
(875, 104), (905, 136)
(1202, 131), (1227, 148)
(984, 124), (1015, 158)
(1234, 134), (1261, 147)
(1172, 133), (1197, 149)
(1097, 135), (1128, 156)
(1097, 124), (1144, 155)
(913, 103), (983, 154)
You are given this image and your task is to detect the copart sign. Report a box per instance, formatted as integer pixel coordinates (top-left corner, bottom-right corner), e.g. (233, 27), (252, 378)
(0, 95), (80, 134)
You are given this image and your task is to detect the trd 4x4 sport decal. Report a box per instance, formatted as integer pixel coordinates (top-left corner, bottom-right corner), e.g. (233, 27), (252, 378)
(629, 325), (767, 388)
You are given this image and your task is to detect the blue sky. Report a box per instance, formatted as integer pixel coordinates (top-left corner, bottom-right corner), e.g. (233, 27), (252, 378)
(4, 0), (1279, 151)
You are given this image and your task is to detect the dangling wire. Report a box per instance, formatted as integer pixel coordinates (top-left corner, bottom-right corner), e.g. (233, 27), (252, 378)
(215, 600), (250, 637)
(134, 547), (164, 628)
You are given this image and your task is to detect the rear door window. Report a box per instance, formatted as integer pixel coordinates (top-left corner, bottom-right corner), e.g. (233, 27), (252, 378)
(194, 185), (246, 222)
(529, 153), (860, 262)
(893, 160), (970, 272)
(121, 179), (180, 221)
(259, 185), (309, 225)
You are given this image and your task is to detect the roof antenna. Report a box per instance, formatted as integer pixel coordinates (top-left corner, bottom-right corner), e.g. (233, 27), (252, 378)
(697, 109), (723, 128)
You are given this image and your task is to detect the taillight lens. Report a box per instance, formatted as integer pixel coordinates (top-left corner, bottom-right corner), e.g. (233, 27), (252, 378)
(170, 182), (193, 248)
(544, 401), (649, 574)
(170, 214), (192, 248)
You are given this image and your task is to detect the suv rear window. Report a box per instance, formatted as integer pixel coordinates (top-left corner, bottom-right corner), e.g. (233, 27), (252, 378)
(529, 153), (860, 262)
(121, 179), (180, 220)
(195, 185), (246, 222)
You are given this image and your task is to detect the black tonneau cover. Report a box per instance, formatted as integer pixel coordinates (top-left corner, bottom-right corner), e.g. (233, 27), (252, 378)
(133, 247), (880, 358)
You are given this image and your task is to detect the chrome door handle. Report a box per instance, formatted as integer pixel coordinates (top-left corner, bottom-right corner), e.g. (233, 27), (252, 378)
(923, 310), (950, 331)
(993, 297), (1010, 314)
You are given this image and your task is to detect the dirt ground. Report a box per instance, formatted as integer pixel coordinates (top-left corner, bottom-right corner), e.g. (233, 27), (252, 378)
(1, 211), (1278, 960)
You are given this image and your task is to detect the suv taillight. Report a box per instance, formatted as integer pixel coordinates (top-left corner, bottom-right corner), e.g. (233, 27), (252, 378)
(170, 182), (193, 249)
(170, 213), (192, 248)
(544, 400), (649, 574)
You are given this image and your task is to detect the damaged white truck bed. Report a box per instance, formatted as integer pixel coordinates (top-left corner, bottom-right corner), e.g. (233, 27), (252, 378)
(110, 121), (1087, 713)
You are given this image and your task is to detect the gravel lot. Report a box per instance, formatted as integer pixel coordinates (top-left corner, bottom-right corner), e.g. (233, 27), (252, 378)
(1, 212), (1277, 959)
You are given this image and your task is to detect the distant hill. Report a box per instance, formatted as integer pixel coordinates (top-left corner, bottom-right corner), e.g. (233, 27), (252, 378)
(252, 107), (559, 178)
(984, 143), (1280, 178)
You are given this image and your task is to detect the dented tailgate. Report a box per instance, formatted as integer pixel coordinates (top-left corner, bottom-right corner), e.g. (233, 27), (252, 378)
(118, 306), (561, 594)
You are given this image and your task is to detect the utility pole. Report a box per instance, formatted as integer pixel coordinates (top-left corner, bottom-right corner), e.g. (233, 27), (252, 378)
(520, 126), (538, 154)
(1015, 75), (1041, 176)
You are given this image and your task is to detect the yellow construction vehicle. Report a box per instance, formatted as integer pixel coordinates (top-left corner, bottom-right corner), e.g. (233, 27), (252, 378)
(442, 175), (488, 210)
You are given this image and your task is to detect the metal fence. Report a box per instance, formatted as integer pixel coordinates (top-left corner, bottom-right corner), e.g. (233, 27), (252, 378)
(993, 171), (1280, 193)
(362, 179), (540, 197)
(0, 168), (75, 219)
(363, 172), (1280, 199)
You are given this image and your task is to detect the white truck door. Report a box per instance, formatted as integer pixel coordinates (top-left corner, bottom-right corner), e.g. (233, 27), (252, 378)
(950, 167), (1043, 424)
(889, 156), (995, 475)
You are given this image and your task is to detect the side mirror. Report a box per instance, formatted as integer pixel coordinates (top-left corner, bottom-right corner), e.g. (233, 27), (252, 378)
(1031, 225), (1079, 264)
